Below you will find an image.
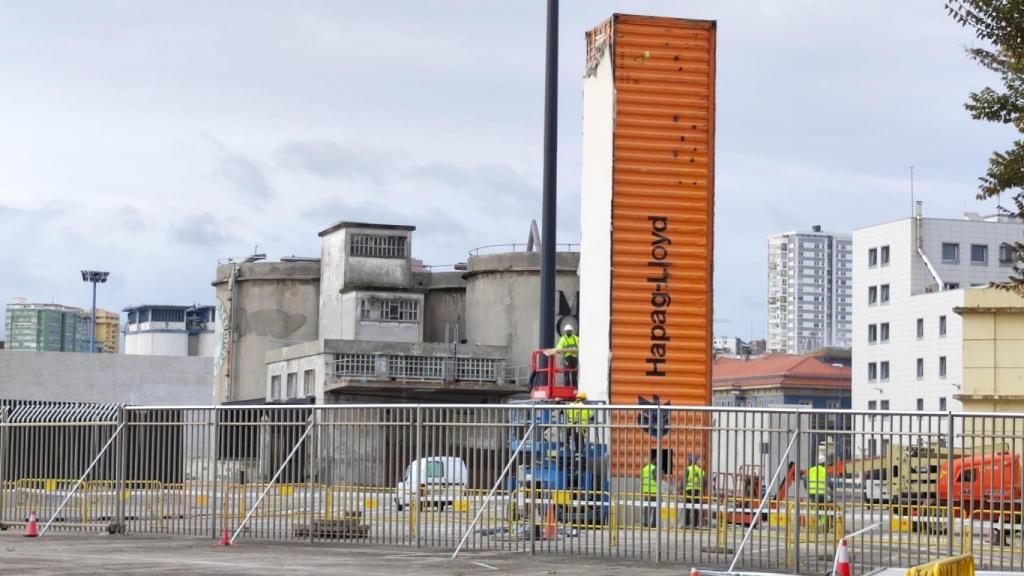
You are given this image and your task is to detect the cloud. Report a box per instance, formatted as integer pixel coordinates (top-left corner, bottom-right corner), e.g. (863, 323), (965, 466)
(278, 139), (399, 182)
(218, 155), (274, 200)
(169, 213), (238, 247)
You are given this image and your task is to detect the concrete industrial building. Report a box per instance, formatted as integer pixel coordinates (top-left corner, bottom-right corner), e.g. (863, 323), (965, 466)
(0, 350), (213, 405)
(767, 226), (853, 354)
(124, 304), (216, 358)
(3, 301), (115, 353)
(214, 222), (579, 405)
(852, 206), (1024, 421)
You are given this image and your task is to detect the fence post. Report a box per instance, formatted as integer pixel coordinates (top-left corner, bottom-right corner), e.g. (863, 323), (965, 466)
(209, 408), (218, 541)
(310, 407), (319, 544)
(655, 404), (662, 563)
(414, 405), (422, 548)
(946, 411), (954, 557)
(116, 406), (127, 534)
(530, 404), (537, 556)
(793, 410), (802, 571)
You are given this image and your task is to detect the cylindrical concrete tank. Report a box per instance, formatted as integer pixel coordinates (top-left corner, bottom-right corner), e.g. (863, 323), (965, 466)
(464, 250), (579, 370)
(212, 261), (321, 404)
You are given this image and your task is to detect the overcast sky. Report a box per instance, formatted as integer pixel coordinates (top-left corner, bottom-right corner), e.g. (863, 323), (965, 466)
(0, 1), (1014, 340)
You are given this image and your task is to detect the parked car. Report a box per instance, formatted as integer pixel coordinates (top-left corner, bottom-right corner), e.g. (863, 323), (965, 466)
(395, 456), (469, 511)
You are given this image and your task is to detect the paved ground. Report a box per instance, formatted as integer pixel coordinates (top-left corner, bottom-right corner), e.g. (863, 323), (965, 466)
(0, 533), (689, 576)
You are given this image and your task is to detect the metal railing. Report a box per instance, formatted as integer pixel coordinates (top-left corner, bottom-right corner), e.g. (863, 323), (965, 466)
(2, 405), (1024, 574)
(326, 354), (510, 386)
(468, 243), (580, 257)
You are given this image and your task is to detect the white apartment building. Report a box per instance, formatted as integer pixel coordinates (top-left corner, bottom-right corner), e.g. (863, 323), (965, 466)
(852, 206), (1023, 420)
(767, 226), (853, 354)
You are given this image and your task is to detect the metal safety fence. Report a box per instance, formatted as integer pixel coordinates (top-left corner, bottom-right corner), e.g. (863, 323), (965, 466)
(1, 404), (1023, 574)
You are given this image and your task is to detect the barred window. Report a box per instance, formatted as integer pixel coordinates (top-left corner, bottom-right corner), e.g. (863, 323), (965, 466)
(359, 297), (419, 322)
(350, 234), (406, 258)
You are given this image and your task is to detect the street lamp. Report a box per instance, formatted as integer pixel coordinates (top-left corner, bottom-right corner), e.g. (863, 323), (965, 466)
(832, 362), (846, 409)
(81, 270), (110, 353)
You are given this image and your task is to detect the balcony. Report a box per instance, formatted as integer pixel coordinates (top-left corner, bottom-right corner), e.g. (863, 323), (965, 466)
(323, 339), (524, 392)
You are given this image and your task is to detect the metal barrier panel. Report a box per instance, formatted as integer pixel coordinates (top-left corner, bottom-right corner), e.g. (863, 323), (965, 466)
(3, 404), (1024, 573)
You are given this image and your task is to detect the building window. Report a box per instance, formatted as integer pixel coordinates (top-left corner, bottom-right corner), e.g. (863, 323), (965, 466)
(303, 369), (315, 396)
(939, 356), (947, 378)
(971, 244), (988, 264)
(939, 315), (947, 337)
(286, 372), (297, 398)
(868, 400), (877, 411)
(880, 399), (890, 411)
(880, 361), (890, 381)
(944, 282), (960, 290)
(359, 297), (420, 322)
(916, 358), (924, 379)
(916, 398), (924, 411)
(881, 245), (890, 266)
(350, 234), (407, 258)
(868, 362), (878, 381)
(868, 324), (877, 344)
(868, 248), (878, 267)
(999, 243), (1015, 265)
(939, 397), (947, 411)
(880, 284), (890, 304)
(880, 322), (890, 342)
(942, 243), (959, 264)
(868, 286), (878, 306)
(152, 308), (185, 323)
(270, 375), (281, 400)
(826, 400), (840, 409)
(917, 318), (924, 339)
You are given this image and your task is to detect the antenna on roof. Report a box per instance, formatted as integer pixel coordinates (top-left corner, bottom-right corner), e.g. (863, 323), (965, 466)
(909, 166), (914, 217)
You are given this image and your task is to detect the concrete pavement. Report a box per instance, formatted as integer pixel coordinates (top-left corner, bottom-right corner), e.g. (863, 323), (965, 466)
(1, 533), (687, 576)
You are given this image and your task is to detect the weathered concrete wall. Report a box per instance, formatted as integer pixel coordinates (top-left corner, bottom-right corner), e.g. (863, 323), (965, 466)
(266, 340), (325, 403)
(319, 224), (415, 341)
(464, 252), (580, 369)
(213, 261), (320, 403)
(341, 291), (423, 343)
(0, 350), (212, 404)
(422, 271), (467, 344)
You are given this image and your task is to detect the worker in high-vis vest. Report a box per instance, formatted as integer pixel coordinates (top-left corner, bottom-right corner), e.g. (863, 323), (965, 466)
(564, 391), (592, 451)
(556, 326), (579, 387)
(806, 456), (829, 504)
(641, 455), (659, 528)
(682, 455), (705, 527)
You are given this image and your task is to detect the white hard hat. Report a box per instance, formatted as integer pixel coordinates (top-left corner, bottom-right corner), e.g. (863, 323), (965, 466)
(818, 455), (827, 465)
(564, 325), (574, 332)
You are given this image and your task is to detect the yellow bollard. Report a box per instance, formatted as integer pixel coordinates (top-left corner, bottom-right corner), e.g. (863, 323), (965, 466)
(610, 500), (618, 547)
(325, 489), (334, 521)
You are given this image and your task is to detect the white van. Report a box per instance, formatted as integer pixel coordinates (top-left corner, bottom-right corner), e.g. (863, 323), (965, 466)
(395, 456), (469, 511)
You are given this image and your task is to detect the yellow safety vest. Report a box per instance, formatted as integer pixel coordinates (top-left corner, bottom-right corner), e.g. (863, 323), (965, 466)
(565, 401), (591, 427)
(685, 465), (705, 492)
(557, 334), (579, 358)
(642, 463), (658, 495)
(807, 465), (827, 496)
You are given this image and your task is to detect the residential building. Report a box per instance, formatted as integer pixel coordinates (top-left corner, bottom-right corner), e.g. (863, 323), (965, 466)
(4, 301), (86, 352)
(767, 226), (853, 354)
(124, 304), (215, 357)
(713, 336), (748, 356)
(93, 309), (120, 354)
(712, 351), (851, 410)
(852, 206), (1024, 425)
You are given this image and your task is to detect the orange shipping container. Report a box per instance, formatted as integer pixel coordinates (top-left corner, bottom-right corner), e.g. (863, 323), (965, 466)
(578, 14), (715, 409)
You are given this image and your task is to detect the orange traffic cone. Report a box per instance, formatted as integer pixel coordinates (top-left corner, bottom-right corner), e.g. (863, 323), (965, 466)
(834, 538), (852, 576)
(543, 503), (557, 540)
(24, 511), (39, 538)
(689, 569), (700, 576)
(216, 529), (233, 547)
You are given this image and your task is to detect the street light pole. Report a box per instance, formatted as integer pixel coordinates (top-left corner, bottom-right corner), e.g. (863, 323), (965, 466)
(81, 271), (110, 353)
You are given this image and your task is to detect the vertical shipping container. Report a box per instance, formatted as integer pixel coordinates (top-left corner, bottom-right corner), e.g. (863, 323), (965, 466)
(579, 14), (715, 407)
(577, 14), (715, 476)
